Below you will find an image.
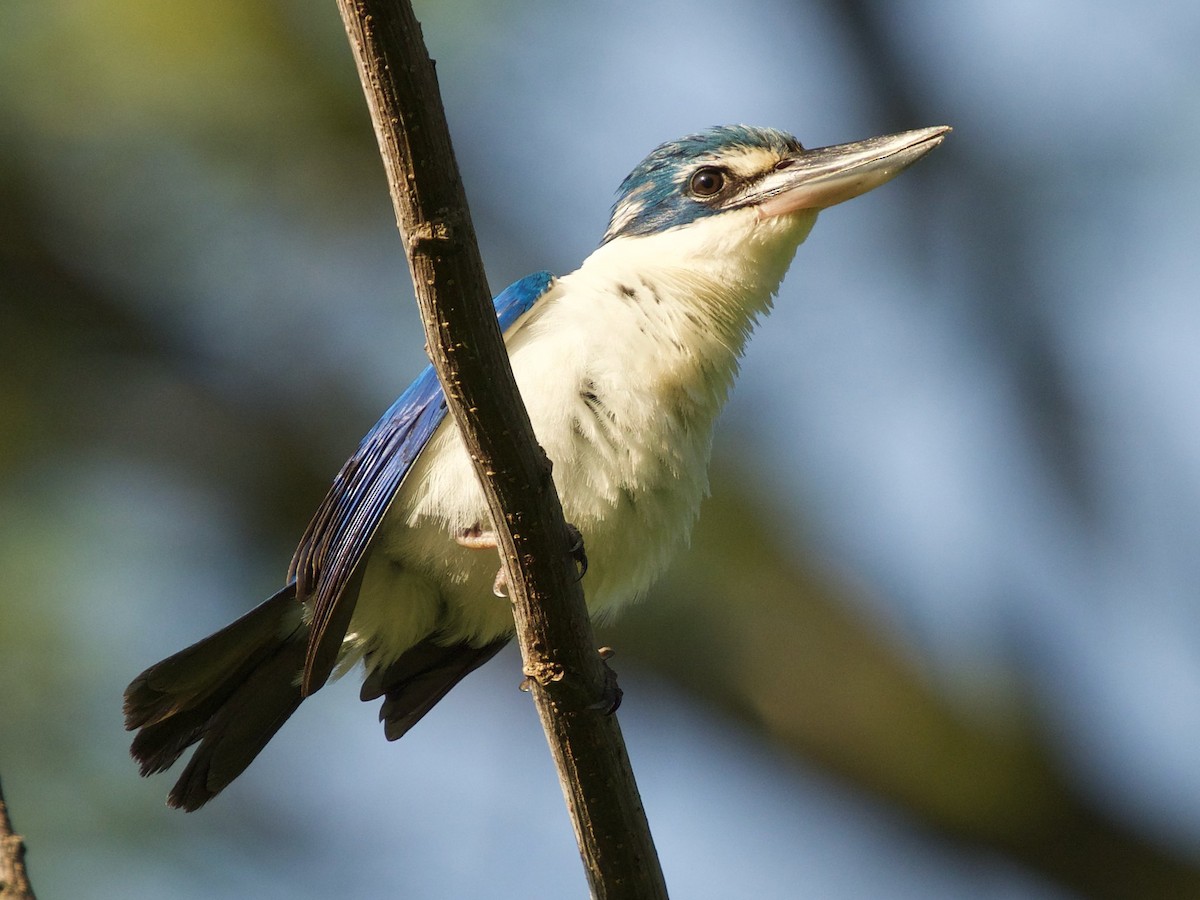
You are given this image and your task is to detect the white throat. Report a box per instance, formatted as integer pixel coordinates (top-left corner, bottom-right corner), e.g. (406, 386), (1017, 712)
(579, 206), (819, 354)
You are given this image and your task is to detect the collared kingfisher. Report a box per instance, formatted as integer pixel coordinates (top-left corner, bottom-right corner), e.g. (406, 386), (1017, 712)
(125, 123), (950, 810)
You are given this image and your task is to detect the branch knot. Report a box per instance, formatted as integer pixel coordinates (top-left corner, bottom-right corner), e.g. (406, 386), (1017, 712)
(408, 217), (460, 254)
(523, 659), (567, 686)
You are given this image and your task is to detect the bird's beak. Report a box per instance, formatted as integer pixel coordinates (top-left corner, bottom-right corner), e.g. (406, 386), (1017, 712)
(755, 125), (951, 218)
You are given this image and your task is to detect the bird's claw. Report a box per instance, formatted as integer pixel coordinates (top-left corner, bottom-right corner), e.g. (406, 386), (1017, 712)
(492, 568), (509, 598)
(566, 522), (588, 581)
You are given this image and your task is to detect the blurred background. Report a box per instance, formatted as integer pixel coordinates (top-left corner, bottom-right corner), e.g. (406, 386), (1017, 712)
(2, 1), (1199, 897)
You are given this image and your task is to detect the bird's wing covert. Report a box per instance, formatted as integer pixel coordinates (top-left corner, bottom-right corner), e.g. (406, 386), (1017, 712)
(290, 271), (556, 691)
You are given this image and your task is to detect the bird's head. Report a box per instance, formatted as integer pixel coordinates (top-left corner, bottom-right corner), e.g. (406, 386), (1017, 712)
(580, 123), (949, 346)
(602, 124), (950, 246)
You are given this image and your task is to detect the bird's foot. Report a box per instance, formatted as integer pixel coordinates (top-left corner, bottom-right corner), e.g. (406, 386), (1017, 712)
(456, 522), (588, 598)
(455, 524), (497, 551)
(519, 646), (623, 714)
(591, 646), (623, 713)
(455, 526), (509, 597)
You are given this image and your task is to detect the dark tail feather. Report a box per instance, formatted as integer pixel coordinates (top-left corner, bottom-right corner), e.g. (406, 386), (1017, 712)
(164, 638), (307, 811)
(124, 583), (308, 810)
(361, 637), (508, 741)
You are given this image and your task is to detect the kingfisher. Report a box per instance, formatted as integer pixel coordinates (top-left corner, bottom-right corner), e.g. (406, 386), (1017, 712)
(125, 123), (950, 810)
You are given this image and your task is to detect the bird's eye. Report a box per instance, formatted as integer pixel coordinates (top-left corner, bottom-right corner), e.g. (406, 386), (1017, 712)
(689, 167), (726, 197)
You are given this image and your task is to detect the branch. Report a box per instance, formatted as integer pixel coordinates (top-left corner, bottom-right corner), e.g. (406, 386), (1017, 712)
(0, 778), (35, 900)
(331, 2), (668, 897)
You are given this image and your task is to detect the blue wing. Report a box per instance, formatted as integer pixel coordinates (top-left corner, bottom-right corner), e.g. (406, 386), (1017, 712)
(291, 271), (556, 690)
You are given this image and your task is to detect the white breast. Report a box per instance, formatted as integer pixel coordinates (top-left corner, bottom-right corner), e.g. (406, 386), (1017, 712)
(346, 207), (817, 659)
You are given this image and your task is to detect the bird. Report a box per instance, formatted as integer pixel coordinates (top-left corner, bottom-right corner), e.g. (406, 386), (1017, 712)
(124, 122), (950, 810)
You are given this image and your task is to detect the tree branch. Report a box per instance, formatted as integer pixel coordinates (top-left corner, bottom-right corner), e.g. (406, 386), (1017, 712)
(0, 778), (35, 900)
(331, 2), (667, 896)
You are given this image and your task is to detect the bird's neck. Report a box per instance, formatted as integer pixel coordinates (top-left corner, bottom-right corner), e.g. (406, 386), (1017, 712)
(576, 207), (819, 360)
(528, 208), (820, 438)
